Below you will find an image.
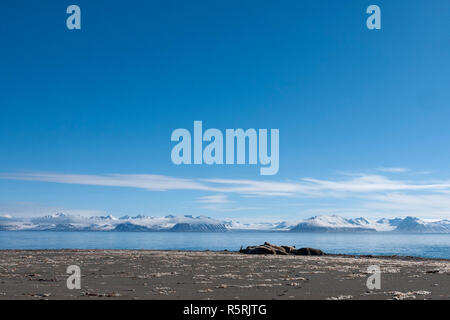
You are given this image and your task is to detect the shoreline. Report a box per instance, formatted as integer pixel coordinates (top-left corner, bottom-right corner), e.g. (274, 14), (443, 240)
(0, 249), (449, 262)
(1, 249), (449, 300)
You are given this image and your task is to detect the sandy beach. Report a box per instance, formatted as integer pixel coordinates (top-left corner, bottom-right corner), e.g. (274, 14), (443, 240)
(0, 250), (449, 300)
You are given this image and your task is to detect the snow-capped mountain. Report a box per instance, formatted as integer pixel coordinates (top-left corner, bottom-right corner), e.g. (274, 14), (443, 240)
(0, 214), (449, 233)
(289, 215), (396, 232)
(0, 214), (229, 232)
(394, 217), (450, 233)
(224, 220), (295, 231)
(289, 215), (450, 233)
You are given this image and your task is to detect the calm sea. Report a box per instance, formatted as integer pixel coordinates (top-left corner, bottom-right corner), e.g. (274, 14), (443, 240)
(0, 231), (449, 259)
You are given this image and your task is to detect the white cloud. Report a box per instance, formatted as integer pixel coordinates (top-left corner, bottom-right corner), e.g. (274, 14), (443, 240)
(362, 193), (450, 218)
(2, 170), (450, 219)
(377, 167), (410, 173)
(198, 205), (263, 212)
(0, 202), (107, 218)
(301, 174), (450, 194)
(196, 194), (230, 204)
(2, 172), (450, 197)
(0, 172), (213, 192)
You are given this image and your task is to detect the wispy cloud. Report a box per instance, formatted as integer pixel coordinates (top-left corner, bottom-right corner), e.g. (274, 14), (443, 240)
(203, 178), (309, 196)
(196, 194), (230, 204)
(197, 205), (263, 212)
(377, 167), (410, 173)
(0, 173), (212, 192)
(1, 172), (450, 197)
(363, 193), (450, 218)
(2, 171), (450, 218)
(195, 194), (264, 212)
(0, 202), (107, 218)
(301, 174), (450, 194)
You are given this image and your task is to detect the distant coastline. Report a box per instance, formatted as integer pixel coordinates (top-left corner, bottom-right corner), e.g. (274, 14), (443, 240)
(1, 213), (450, 233)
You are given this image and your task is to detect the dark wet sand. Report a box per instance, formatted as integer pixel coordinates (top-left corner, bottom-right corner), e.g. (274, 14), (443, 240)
(0, 250), (449, 300)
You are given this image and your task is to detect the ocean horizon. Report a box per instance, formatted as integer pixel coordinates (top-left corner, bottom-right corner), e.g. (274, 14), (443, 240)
(1, 231), (449, 259)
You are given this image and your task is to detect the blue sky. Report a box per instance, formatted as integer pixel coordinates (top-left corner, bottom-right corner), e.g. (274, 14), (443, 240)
(0, 1), (449, 221)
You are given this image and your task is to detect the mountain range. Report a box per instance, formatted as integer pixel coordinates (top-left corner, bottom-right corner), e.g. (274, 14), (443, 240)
(0, 213), (449, 233)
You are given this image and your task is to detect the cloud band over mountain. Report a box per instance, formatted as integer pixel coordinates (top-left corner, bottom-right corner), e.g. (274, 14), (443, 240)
(1, 170), (450, 219)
